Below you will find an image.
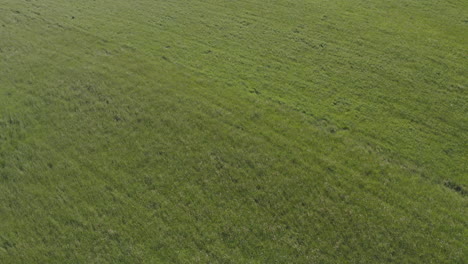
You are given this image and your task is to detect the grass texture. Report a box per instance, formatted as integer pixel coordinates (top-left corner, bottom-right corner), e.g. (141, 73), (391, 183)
(0, 0), (467, 263)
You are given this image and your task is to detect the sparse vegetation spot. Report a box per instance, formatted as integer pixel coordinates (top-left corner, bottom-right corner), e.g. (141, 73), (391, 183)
(444, 181), (467, 196)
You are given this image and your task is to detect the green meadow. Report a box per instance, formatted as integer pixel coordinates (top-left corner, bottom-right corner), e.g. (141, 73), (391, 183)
(0, 0), (467, 262)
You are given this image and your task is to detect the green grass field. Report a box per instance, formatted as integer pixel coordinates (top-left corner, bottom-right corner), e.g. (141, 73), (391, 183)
(1, 0), (467, 263)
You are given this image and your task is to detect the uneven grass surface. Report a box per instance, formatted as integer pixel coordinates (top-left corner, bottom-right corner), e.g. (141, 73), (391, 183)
(0, 0), (467, 263)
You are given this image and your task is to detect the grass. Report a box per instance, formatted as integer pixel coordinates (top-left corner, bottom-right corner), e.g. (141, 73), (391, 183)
(0, 0), (467, 263)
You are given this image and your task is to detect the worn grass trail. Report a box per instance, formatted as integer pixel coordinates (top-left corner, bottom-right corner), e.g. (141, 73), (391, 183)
(0, 0), (467, 263)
